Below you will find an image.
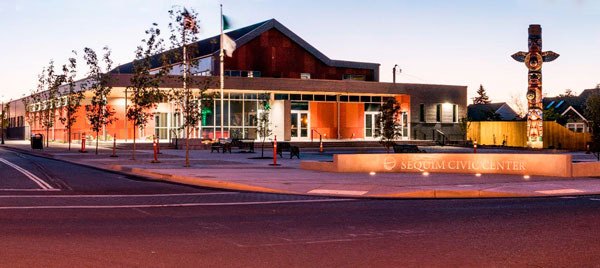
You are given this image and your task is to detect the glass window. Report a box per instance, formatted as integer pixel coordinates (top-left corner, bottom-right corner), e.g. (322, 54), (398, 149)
(340, 95), (348, 102)
(244, 100), (257, 126)
(229, 93), (243, 100)
(290, 94), (301, 101)
(436, 104), (441, 122)
(230, 128), (243, 139)
(241, 71), (249, 77)
(274, 94), (288, 100)
(291, 102), (309, 110)
(302, 94), (313, 101)
(360, 96), (370, 102)
(453, 104), (458, 123)
(349, 95), (360, 102)
(245, 128), (257, 140)
(202, 105), (214, 126)
(230, 70), (241, 77)
(215, 101), (229, 126)
(314, 95), (325, 101)
(326, 95), (337, 101)
(419, 104), (425, 122)
(371, 96), (381, 103)
(364, 103), (381, 112)
(253, 71), (261, 77)
(244, 93), (257, 100)
(230, 101), (243, 126)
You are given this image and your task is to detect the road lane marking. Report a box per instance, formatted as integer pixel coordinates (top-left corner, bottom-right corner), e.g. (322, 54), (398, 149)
(535, 189), (584, 195)
(0, 198), (354, 210)
(308, 189), (368, 196)
(0, 158), (55, 190)
(590, 198), (600, 201)
(0, 192), (238, 198)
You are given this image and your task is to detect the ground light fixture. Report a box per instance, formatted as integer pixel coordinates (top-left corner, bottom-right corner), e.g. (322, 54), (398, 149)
(523, 175), (531, 180)
(422, 171), (430, 176)
(369, 171), (376, 176)
(475, 173), (482, 177)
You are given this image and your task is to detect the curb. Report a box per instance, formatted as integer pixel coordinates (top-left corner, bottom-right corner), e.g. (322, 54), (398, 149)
(2, 145), (599, 199)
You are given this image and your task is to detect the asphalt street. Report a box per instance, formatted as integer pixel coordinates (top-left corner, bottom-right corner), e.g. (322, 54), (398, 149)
(1, 148), (600, 267)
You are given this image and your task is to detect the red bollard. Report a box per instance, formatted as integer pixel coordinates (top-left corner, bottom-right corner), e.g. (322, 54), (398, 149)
(80, 134), (87, 153)
(151, 136), (160, 163)
(270, 135), (280, 166)
(473, 140), (478, 154)
(156, 136), (161, 154)
(110, 133), (118, 157)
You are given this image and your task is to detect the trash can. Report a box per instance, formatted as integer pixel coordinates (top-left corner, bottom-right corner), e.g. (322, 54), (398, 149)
(31, 134), (43, 150)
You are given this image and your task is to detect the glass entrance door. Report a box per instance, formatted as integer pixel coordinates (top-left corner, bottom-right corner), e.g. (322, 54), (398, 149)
(291, 111), (309, 139)
(364, 112), (380, 139)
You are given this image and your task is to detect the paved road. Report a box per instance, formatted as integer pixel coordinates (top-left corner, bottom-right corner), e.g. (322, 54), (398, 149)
(1, 148), (600, 267)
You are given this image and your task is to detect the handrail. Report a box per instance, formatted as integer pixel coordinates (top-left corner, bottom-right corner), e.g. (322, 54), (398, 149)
(433, 129), (447, 146)
(311, 129), (322, 143)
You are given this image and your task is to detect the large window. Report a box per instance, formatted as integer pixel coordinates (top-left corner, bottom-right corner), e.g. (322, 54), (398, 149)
(419, 104), (425, 122)
(436, 104), (442, 122)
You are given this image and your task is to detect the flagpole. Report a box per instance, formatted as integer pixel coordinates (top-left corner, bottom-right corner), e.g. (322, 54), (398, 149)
(219, 4), (225, 139)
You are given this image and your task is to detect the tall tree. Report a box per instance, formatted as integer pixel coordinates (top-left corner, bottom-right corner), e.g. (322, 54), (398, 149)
(58, 52), (83, 151)
(127, 23), (170, 160)
(256, 93), (272, 158)
(376, 97), (402, 152)
(585, 90), (600, 160)
(167, 7), (216, 167)
(83, 47), (117, 155)
(558, 89), (576, 97)
(472, 84), (491, 104)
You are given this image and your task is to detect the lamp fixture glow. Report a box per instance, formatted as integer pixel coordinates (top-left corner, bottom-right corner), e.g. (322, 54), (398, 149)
(475, 173), (482, 177)
(523, 175), (531, 180)
(422, 171), (430, 176)
(369, 171), (376, 176)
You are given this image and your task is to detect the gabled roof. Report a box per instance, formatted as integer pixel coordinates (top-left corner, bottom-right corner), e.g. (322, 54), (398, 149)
(112, 19), (379, 74)
(543, 88), (600, 115)
(467, 102), (519, 121)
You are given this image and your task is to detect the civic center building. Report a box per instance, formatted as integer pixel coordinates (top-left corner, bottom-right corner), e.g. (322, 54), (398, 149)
(4, 19), (467, 143)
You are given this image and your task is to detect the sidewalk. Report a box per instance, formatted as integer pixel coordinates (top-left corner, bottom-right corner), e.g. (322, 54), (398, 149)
(2, 140), (599, 198)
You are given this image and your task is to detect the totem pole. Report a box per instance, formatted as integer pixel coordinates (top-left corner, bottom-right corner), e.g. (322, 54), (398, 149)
(512, 24), (559, 149)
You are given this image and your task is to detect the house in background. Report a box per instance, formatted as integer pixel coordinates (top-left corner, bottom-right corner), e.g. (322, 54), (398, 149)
(467, 102), (520, 121)
(543, 88), (600, 133)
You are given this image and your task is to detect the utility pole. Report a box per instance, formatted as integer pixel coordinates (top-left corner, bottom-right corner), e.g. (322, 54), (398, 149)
(1, 98), (4, 145)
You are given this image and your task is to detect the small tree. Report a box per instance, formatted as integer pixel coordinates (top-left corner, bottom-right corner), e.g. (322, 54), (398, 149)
(376, 97), (402, 152)
(58, 52), (83, 151)
(473, 84), (491, 104)
(256, 93), (273, 158)
(585, 91), (600, 160)
(38, 60), (65, 147)
(0, 101), (8, 144)
(459, 116), (471, 141)
(127, 23), (170, 160)
(83, 47), (117, 155)
(167, 6), (215, 167)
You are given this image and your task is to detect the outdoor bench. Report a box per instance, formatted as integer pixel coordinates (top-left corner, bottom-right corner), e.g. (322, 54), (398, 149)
(211, 138), (232, 153)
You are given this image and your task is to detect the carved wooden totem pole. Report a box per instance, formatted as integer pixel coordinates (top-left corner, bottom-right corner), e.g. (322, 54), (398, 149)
(512, 25), (559, 149)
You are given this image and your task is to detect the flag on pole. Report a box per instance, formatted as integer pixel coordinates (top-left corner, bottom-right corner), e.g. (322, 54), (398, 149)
(182, 8), (197, 33)
(222, 15), (232, 31)
(222, 34), (236, 57)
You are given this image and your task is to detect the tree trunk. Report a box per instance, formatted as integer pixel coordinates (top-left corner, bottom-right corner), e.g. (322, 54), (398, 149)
(132, 125), (136, 160)
(68, 128), (71, 151)
(95, 130), (99, 155)
(46, 127), (49, 148)
(184, 126), (190, 167)
(261, 137), (265, 158)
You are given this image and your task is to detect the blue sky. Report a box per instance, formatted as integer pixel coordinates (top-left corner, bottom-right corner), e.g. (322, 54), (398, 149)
(1, 0), (599, 109)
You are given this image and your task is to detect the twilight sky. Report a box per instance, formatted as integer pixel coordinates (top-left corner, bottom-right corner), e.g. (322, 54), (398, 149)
(1, 0), (599, 109)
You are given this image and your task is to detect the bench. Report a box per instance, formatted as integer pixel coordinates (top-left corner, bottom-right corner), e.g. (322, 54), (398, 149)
(393, 144), (425, 153)
(231, 139), (255, 153)
(274, 141), (300, 159)
(210, 138), (232, 153)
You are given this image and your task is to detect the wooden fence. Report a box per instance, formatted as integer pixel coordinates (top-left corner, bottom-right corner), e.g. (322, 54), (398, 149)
(467, 121), (591, 150)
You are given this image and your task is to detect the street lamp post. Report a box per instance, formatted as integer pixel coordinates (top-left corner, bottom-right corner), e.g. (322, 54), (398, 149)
(1, 98), (5, 145)
(392, 64), (402, 84)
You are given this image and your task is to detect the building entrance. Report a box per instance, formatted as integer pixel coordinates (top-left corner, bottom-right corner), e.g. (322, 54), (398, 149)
(364, 112), (381, 139)
(291, 111), (309, 140)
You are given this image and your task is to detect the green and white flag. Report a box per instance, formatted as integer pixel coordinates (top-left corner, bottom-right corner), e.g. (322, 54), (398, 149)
(222, 15), (232, 30)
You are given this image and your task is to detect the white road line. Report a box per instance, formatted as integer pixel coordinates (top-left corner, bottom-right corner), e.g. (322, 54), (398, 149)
(590, 198), (600, 201)
(0, 198), (354, 210)
(0, 192), (238, 198)
(0, 158), (55, 190)
(535, 189), (584, 195)
(308, 189), (368, 196)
